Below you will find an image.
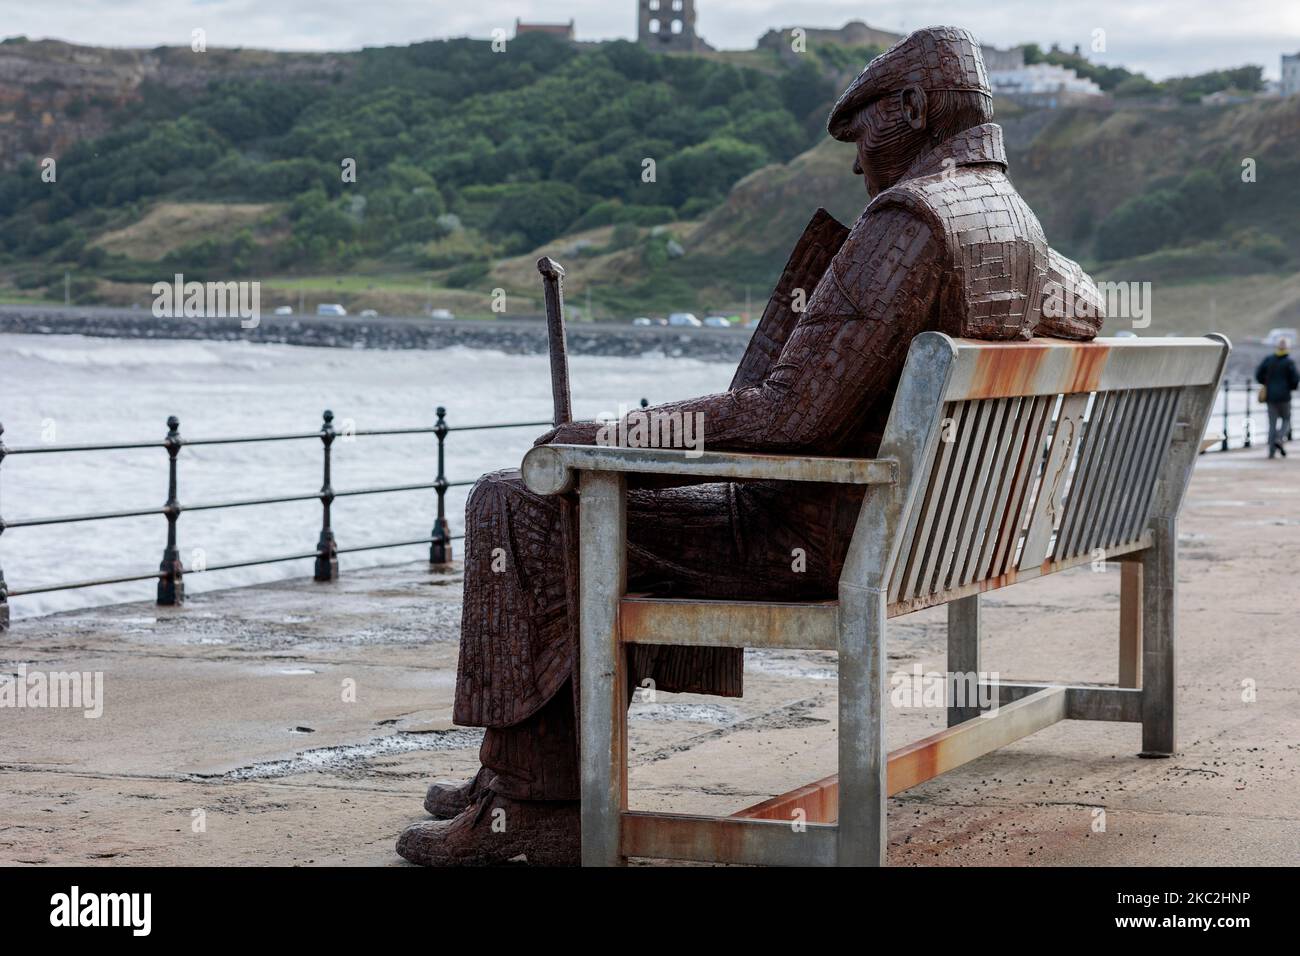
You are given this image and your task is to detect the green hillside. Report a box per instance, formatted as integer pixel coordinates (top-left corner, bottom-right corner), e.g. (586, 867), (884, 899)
(1, 32), (1297, 337)
(550, 97), (1300, 334)
(0, 34), (839, 308)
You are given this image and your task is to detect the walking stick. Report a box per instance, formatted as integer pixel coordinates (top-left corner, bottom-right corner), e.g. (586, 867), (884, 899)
(538, 257), (572, 427)
(537, 257), (584, 711)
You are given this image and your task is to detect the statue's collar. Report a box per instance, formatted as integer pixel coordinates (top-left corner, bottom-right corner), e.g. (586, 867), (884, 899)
(903, 123), (1007, 179)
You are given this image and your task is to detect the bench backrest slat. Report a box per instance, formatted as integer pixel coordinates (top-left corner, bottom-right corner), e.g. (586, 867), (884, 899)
(860, 333), (1230, 615)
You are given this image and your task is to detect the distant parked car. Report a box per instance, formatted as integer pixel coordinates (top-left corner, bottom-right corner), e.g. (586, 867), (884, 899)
(1265, 327), (1298, 347)
(430, 308), (455, 320)
(632, 317), (654, 327)
(359, 308), (379, 317)
(273, 306), (294, 316)
(703, 316), (732, 328)
(316, 303), (347, 316)
(668, 312), (701, 328)
(1113, 330), (1138, 338)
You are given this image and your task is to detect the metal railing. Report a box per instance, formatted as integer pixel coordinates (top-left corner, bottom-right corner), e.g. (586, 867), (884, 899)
(0, 378), (1275, 629)
(0, 403), (658, 629)
(1215, 379), (1291, 452)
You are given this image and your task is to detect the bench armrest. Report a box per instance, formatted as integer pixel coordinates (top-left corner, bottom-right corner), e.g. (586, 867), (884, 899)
(521, 443), (898, 495)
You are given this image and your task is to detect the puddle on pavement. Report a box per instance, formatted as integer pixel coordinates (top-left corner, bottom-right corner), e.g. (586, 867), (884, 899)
(210, 728), (485, 781)
(744, 648), (838, 680)
(629, 702), (737, 725)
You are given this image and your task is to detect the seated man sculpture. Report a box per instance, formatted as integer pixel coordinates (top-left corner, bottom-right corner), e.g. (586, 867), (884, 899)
(397, 25), (1104, 866)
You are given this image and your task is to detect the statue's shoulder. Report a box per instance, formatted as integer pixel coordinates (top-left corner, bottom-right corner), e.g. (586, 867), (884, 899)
(824, 180), (952, 284)
(820, 185), (950, 302)
(863, 167), (1007, 232)
(861, 177), (945, 223)
(813, 187), (949, 318)
(849, 177), (961, 260)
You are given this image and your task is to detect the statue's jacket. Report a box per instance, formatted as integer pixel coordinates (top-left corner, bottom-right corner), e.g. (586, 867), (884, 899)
(453, 122), (1103, 731)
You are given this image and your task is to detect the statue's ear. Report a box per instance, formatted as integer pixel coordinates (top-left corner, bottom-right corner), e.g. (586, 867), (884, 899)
(900, 84), (928, 131)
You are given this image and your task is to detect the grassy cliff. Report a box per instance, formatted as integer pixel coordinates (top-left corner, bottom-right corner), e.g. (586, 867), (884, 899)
(1, 33), (1297, 338)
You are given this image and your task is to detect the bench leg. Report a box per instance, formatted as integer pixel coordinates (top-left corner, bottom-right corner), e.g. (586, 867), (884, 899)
(837, 584), (887, 866)
(1140, 518), (1176, 757)
(947, 594), (981, 726)
(578, 471), (628, 865)
(1119, 558), (1143, 689)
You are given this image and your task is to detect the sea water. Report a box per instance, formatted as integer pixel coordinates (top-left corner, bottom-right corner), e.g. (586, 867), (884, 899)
(0, 333), (731, 619)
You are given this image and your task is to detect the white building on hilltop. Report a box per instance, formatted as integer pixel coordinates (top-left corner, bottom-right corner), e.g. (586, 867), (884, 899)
(990, 62), (1103, 107)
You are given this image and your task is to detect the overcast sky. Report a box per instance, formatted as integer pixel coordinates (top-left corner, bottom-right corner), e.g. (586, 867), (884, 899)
(5, 0), (1299, 80)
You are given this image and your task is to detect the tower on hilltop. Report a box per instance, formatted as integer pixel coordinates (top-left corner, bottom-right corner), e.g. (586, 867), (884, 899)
(637, 0), (710, 53)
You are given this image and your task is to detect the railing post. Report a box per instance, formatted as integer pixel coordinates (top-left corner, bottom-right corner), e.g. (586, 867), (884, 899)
(157, 415), (184, 606)
(315, 409), (339, 582)
(430, 406), (452, 565)
(1242, 381), (1253, 448)
(0, 420), (8, 631)
(1220, 379), (1230, 452)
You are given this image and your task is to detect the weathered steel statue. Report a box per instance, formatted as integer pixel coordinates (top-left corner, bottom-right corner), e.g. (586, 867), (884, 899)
(397, 25), (1104, 866)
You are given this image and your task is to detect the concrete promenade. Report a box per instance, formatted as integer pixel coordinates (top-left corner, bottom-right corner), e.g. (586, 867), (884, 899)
(1, 447), (1296, 866)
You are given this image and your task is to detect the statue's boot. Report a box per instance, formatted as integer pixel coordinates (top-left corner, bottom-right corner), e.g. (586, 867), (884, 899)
(397, 790), (579, 866)
(424, 766), (494, 819)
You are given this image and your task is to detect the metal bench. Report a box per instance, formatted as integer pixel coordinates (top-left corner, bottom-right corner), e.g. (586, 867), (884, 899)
(520, 331), (1231, 867)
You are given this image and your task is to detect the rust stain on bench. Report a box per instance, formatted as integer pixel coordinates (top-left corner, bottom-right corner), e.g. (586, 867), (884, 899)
(887, 568), (1019, 617)
(967, 341), (1110, 399)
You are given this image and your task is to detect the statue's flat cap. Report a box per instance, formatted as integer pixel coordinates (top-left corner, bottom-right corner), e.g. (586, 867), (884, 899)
(827, 26), (990, 141)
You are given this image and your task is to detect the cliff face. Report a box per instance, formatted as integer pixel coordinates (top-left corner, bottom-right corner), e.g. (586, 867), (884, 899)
(690, 94), (1300, 264)
(0, 38), (353, 169)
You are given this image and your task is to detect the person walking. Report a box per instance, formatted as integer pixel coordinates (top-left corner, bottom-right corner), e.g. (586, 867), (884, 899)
(1256, 337), (1300, 458)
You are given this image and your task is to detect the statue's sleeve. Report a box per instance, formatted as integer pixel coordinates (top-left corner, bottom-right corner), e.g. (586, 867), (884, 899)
(636, 204), (945, 453)
(1036, 247), (1106, 340)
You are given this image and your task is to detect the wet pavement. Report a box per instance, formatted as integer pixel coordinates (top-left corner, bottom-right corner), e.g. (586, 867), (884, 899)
(1, 447), (1297, 866)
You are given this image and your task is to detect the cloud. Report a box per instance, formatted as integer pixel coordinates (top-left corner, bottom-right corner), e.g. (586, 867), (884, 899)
(4, 0), (1298, 79)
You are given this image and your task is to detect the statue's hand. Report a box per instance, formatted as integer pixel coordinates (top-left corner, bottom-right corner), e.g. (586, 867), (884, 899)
(532, 420), (601, 447)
